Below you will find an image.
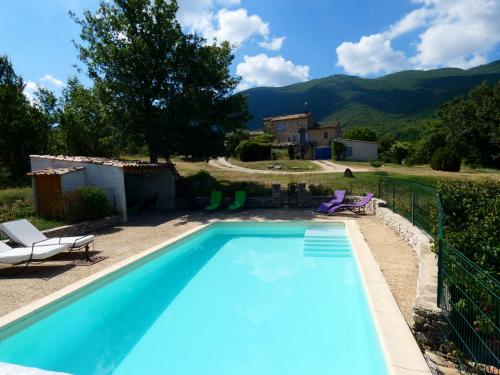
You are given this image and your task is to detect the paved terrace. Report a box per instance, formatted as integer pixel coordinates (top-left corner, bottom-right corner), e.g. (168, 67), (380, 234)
(0, 209), (418, 324)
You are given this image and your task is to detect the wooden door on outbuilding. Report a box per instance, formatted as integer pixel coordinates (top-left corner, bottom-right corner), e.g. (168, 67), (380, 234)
(33, 175), (63, 217)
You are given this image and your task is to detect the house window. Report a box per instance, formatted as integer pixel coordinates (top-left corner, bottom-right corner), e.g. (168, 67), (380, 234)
(288, 135), (292, 142)
(346, 146), (353, 157)
(324, 132), (328, 139)
(277, 123), (285, 131)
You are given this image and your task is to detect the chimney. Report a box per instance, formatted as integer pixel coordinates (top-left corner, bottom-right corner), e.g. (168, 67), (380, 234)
(304, 101), (309, 114)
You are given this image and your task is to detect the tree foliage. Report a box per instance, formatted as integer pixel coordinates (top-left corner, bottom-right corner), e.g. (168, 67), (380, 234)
(432, 81), (499, 168)
(430, 146), (461, 171)
(57, 78), (119, 157)
(344, 127), (378, 142)
(439, 180), (499, 277)
(226, 129), (250, 157)
(72, 0), (248, 162)
(0, 56), (52, 184)
(331, 140), (346, 161)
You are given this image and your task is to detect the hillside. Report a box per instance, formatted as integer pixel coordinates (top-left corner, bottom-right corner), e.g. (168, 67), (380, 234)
(241, 60), (500, 140)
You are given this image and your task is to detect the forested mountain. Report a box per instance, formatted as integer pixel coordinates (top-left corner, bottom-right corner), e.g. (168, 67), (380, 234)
(241, 60), (500, 140)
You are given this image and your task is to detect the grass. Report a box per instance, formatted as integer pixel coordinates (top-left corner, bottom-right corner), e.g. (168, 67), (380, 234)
(0, 187), (32, 204)
(332, 160), (500, 182)
(169, 156), (499, 197)
(229, 158), (321, 172)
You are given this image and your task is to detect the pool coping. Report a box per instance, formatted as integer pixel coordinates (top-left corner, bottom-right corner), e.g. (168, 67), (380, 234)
(0, 219), (430, 375)
(345, 220), (431, 375)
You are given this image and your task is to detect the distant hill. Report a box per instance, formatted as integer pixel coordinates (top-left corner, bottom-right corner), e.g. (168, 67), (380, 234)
(241, 60), (500, 140)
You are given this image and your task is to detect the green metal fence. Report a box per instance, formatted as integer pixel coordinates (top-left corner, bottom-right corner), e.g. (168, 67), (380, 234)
(377, 177), (499, 373)
(438, 240), (499, 374)
(378, 177), (442, 237)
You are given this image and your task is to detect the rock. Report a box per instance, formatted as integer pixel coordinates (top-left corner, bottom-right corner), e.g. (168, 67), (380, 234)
(413, 314), (426, 326)
(344, 168), (354, 177)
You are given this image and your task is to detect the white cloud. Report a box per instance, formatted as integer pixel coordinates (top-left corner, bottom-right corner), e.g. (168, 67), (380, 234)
(177, 1), (269, 46)
(336, 34), (410, 76)
(178, 0), (292, 51)
(236, 54), (310, 88)
(209, 8), (269, 45)
(259, 36), (286, 51)
(336, 0), (500, 75)
(23, 81), (40, 103)
(40, 74), (64, 87)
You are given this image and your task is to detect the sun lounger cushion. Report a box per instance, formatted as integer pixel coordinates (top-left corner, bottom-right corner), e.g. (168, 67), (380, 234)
(0, 219), (94, 249)
(0, 243), (69, 264)
(0, 219), (47, 247)
(38, 236), (95, 248)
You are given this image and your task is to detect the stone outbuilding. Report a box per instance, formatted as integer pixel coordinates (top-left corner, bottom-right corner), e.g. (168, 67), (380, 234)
(29, 155), (178, 222)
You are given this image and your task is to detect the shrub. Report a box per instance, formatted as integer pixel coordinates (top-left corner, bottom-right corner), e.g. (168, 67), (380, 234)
(271, 148), (288, 160)
(370, 160), (382, 168)
(390, 142), (410, 164)
(331, 141), (346, 161)
(236, 140), (271, 161)
(226, 129), (250, 156)
(308, 184), (331, 196)
(430, 147), (461, 172)
(67, 186), (112, 222)
(439, 180), (500, 278)
(250, 132), (275, 144)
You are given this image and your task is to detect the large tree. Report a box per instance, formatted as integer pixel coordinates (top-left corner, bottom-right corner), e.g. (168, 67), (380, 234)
(72, 0), (248, 162)
(436, 81), (500, 168)
(0, 56), (52, 184)
(57, 78), (120, 157)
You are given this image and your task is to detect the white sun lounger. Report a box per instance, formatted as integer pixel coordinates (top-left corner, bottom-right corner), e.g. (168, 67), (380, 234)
(0, 240), (69, 264)
(0, 219), (95, 260)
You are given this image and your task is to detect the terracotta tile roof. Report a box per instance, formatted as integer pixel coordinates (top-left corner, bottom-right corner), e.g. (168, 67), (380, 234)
(29, 155), (179, 176)
(31, 155), (162, 168)
(309, 121), (341, 129)
(263, 113), (310, 121)
(27, 167), (84, 176)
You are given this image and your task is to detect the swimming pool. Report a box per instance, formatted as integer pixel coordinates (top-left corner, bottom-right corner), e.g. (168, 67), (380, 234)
(0, 222), (390, 374)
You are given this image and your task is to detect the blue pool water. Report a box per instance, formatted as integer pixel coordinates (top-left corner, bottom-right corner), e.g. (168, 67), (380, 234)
(0, 222), (388, 374)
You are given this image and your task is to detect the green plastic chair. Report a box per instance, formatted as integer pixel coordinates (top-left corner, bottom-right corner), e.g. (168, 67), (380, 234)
(205, 191), (222, 211)
(228, 191), (246, 210)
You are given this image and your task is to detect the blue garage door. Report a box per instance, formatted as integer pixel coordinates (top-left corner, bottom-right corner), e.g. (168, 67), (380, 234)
(315, 146), (331, 160)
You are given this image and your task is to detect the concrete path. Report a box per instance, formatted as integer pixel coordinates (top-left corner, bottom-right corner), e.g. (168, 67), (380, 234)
(209, 157), (367, 174)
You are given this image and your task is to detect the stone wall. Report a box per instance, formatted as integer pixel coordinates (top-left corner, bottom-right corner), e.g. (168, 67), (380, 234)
(366, 198), (445, 349)
(192, 184), (283, 209)
(308, 127), (338, 147)
(266, 118), (309, 143)
(43, 215), (121, 238)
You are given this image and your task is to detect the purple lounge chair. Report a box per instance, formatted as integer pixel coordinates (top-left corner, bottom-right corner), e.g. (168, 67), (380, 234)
(316, 190), (346, 213)
(327, 193), (374, 215)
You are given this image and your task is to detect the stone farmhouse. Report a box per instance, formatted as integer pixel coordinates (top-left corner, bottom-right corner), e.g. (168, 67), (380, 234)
(263, 112), (378, 161)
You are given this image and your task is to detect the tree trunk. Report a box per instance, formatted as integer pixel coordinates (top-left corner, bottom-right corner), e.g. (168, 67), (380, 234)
(143, 105), (159, 163)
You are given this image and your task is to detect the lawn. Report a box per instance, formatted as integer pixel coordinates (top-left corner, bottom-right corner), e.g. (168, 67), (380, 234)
(229, 158), (321, 172)
(169, 156), (499, 197)
(331, 160), (500, 182)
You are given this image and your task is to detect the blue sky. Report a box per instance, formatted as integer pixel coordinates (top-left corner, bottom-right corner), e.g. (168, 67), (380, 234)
(1, 0), (499, 98)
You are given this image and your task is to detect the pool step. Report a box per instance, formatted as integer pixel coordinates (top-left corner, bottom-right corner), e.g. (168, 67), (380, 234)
(303, 229), (351, 257)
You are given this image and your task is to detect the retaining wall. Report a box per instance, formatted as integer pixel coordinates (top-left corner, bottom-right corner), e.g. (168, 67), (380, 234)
(366, 198), (445, 349)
